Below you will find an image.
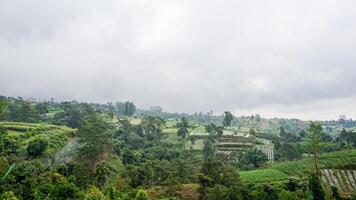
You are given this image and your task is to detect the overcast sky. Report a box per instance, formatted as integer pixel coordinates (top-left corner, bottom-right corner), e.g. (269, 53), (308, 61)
(1, 0), (356, 120)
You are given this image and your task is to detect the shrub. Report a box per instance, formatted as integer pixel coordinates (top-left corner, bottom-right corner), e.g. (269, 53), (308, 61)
(84, 186), (105, 200)
(27, 139), (48, 157)
(135, 189), (149, 200)
(1, 191), (19, 200)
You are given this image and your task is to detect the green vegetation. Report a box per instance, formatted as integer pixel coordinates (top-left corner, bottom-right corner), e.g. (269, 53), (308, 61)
(0, 96), (356, 199)
(241, 149), (356, 183)
(0, 121), (74, 155)
(163, 127), (179, 144)
(190, 126), (207, 135)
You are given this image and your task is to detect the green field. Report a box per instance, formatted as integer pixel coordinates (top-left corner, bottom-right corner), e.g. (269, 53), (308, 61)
(190, 126), (207, 135)
(240, 149), (356, 183)
(163, 127), (180, 144)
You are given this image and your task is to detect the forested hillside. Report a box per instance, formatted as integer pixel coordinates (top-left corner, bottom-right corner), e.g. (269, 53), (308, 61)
(0, 96), (356, 199)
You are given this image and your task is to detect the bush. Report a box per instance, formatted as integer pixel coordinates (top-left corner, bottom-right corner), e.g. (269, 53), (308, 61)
(1, 191), (19, 200)
(27, 139), (48, 157)
(84, 186), (105, 200)
(135, 189), (149, 200)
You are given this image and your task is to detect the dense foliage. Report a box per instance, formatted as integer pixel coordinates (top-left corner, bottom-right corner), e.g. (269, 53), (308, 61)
(0, 96), (355, 199)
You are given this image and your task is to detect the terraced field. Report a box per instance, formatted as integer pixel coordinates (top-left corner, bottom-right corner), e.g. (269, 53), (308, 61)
(240, 149), (356, 184)
(321, 169), (356, 197)
(0, 121), (75, 155)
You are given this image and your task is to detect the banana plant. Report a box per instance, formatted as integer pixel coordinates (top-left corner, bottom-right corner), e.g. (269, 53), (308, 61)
(1, 163), (15, 182)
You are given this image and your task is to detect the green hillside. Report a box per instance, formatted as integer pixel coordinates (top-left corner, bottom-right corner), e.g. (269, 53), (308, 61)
(0, 121), (75, 155)
(240, 149), (356, 183)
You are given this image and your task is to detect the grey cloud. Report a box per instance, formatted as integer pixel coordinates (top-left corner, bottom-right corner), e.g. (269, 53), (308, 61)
(0, 0), (356, 120)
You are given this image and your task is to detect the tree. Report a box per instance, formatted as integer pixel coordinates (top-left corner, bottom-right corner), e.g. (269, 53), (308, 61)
(203, 139), (215, 158)
(141, 116), (165, 141)
(0, 125), (5, 151)
(201, 157), (224, 184)
(135, 189), (148, 200)
(7, 101), (38, 122)
(339, 128), (348, 147)
(238, 149), (268, 169)
(205, 184), (228, 200)
(115, 102), (125, 116)
(279, 143), (302, 161)
(252, 184), (279, 200)
(84, 186), (105, 200)
(308, 122), (323, 176)
(299, 129), (307, 138)
(309, 172), (325, 200)
(149, 106), (163, 116)
(124, 101), (136, 116)
(223, 111), (233, 126)
(27, 139), (48, 158)
(0, 191), (19, 200)
(348, 131), (356, 148)
(163, 176), (182, 198)
(339, 128), (356, 148)
(77, 115), (112, 164)
(95, 162), (110, 188)
(34, 103), (48, 114)
(0, 99), (9, 120)
(205, 123), (223, 138)
(53, 102), (81, 128)
(279, 126), (287, 137)
(220, 165), (240, 187)
(249, 128), (256, 136)
(331, 186), (342, 200)
(308, 122), (325, 200)
(104, 187), (119, 200)
(107, 103), (115, 120)
(177, 117), (189, 139)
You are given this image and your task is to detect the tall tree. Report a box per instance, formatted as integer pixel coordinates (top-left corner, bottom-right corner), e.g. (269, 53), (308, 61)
(201, 157), (224, 184)
(84, 186), (105, 200)
(203, 139), (215, 158)
(177, 117), (189, 139)
(238, 149), (268, 169)
(308, 122), (323, 176)
(309, 171), (325, 200)
(141, 116), (165, 141)
(205, 123), (223, 138)
(34, 103), (48, 114)
(77, 115), (112, 164)
(339, 128), (356, 148)
(124, 101), (136, 116)
(53, 102), (81, 128)
(279, 126), (287, 137)
(0, 99), (9, 120)
(6, 101), (37, 122)
(115, 102), (125, 116)
(107, 102), (115, 120)
(223, 111), (233, 126)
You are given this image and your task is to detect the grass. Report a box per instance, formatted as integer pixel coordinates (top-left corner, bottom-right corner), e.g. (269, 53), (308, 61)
(240, 149), (356, 183)
(240, 168), (288, 183)
(190, 126), (207, 135)
(163, 128), (180, 144)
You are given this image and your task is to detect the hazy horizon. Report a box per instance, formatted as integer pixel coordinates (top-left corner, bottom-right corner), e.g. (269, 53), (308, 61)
(1, 0), (356, 120)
